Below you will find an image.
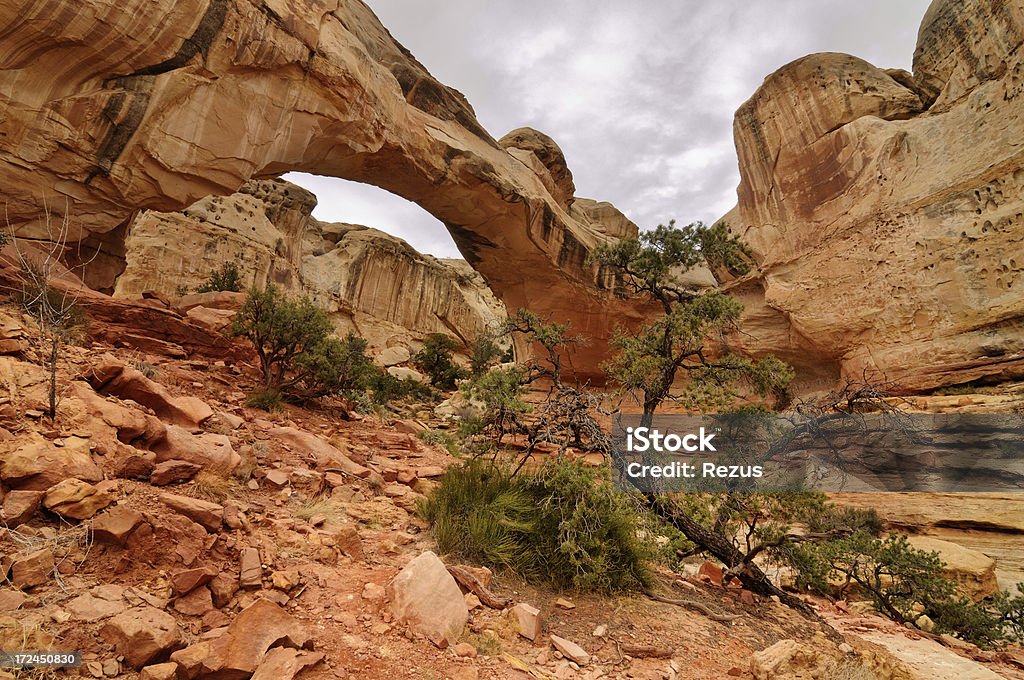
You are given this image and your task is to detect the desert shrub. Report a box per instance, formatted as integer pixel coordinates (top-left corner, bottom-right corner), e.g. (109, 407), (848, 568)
(420, 458), (651, 592)
(460, 366), (529, 441)
(196, 261), (243, 293)
(784, 530), (1023, 647)
(294, 332), (377, 398)
(418, 429), (461, 457)
(806, 504), (883, 536)
(367, 370), (432, 405)
(245, 388), (283, 412)
(469, 333), (503, 376)
(414, 333), (467, 389)
(233, 285), (377, 401)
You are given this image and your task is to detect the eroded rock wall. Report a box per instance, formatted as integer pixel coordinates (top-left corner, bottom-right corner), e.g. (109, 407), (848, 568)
(113, 179), (507, 353)
(722, 0), (1024, 393)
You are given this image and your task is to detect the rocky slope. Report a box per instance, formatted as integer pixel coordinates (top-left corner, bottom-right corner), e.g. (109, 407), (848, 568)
(113, 178), (506, 356)
(2, 312), (1021, 680)
(719, 0), (1024, 394)
(0, 0), (645, 381)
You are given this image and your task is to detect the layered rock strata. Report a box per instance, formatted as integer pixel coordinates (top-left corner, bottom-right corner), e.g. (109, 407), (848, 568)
(113, 179), (507, 352)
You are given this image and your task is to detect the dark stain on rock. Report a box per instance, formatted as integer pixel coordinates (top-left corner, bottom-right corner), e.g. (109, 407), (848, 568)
(128, 0), (229, 77)
(89, 0), (229, 180)
(540, 204), (555, 243)
(556, 229), (589, 272)
(389, 62), (497, 147)
(444, 221), (497, 269)
(87, 76), (155, 183)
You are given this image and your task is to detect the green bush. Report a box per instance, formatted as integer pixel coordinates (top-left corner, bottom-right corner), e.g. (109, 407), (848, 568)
(418, 429), (461, 457)
(414, 333), (467, 389)
(367, 370), (433, 405)
(420, 458), (651, 592)
(469, 333), (503, 376)
(245, 388), (283, 411)
(233, 285), (376, 401)
(196, 261), (243, 293)
(294, 332), (377, 398)
(460, 366), (529, 440)
(784, 530), (1024, 647)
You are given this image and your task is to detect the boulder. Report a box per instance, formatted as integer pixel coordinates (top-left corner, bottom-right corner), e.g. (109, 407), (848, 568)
(434, 392), (484, 421)
(159, 493), (225, 533)
(174, 586), (214, 617)
(331, 526), (363, 561)
(209, 574), (239, 608)
(271, 570), (300, 591)
(42, 478), (113, 520)
(139, 663), (179, 680)
(512, 603), (542, 641)
(174, 292), (246, 314)
(170, 599), (311, 680)
(250, 648), (323, 680)
(378, 346), (411, 367)
(100, 606), (182, 669)
(239, 547), (262, 588)
(697, 561), (724, 587)
(907, 536), (998, 601)
(150, 460), (202, 486)
(387, 551), (468, 648)
(0, 316), (27, 355)
(264, 469), (290, 488)
(115, 452), (157, 481)
(549, 634), (589, 666)
(1, 490), (44, 527)
(92, 505), (145, 544)
(386, 366), (427, 384)
(0, 590), (27, 612)
(267, 427), (378, 483)
(172, 566), (220, 596)
(151, 427), (240, 474)
(66, 381), (163, 445)
(66, 593), (127, 622)
(10, 548), (53, 589)
(0, 434), (102, 490)
(186, 306), (237, 332)
(87, 357), (213, 429)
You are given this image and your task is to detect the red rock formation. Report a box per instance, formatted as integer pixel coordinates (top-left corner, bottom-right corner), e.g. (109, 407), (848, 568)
(0, 0), (642, 381)
(720, 0), (1024, 393)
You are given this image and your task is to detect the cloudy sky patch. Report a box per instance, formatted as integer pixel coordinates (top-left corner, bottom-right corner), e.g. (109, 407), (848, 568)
(289, 1), (931, 258)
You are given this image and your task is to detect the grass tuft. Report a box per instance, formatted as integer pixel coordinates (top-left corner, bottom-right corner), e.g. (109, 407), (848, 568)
(420, 457), (651, 592)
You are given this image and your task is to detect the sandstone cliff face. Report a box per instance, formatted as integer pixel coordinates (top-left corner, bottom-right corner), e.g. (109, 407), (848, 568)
(721, 0), (1024, 393)
(113, 179), (506, 354)
(0, 0), (642, 380)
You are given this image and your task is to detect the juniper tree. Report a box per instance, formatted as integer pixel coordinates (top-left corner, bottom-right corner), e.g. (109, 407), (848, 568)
(591, 221), (808, 608)
(591, 221), (793, 427)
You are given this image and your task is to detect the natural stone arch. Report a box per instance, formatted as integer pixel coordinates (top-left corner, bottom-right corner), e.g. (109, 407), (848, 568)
(0, 0), (650, 381)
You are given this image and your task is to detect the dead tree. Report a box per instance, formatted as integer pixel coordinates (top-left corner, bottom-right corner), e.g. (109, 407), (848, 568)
(4, 202), (94, 420)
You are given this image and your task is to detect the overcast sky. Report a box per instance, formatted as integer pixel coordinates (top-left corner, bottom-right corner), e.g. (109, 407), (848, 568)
(288, 1), (932, 258)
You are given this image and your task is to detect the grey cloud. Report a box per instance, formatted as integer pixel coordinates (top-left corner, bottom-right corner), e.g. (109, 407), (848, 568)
(287, 1), (932, 258)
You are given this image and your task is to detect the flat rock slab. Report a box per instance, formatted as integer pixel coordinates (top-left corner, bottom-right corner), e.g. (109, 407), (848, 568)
(159, 493), (224, 532)
(550, 634), (590, 666)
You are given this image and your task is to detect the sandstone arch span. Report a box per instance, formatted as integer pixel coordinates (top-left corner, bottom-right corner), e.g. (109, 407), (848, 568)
(0, 0), (647, 381)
